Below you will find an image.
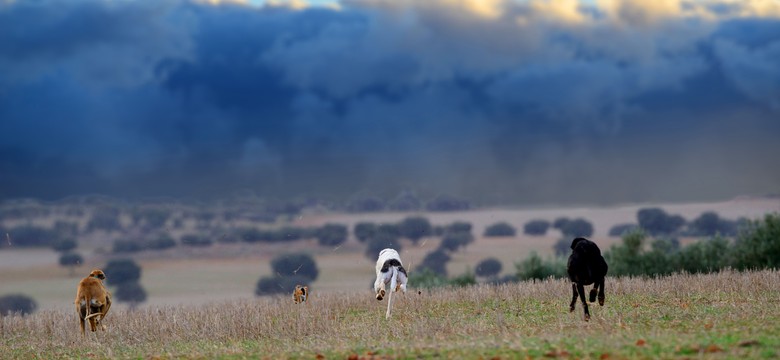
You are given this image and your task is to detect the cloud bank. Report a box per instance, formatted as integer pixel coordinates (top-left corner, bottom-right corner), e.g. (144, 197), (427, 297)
(1, 0), (779, 204)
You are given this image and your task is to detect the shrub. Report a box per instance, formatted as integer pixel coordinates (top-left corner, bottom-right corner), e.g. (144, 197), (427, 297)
(674, 236), (730, 274)
(523, 220), (550, 236)
(387, 191), (422, 211)
(0, 294), (37, 316)
(475, 258), (502, 278)
(609, 223), (639, 237)
(271, 253), (319, 281)
(515, 252), (566, 281)
(484, 222), (516, 237)
(731, 213), (780, 270)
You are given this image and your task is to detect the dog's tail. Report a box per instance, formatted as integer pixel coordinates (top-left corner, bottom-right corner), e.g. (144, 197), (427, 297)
(386, 267), (398, 320)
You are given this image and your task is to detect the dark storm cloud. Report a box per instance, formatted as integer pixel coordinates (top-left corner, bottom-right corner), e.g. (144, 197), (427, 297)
(1, 0), (779, 204)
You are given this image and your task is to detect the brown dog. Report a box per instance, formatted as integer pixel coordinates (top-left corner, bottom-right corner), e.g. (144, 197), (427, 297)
(292, 285), (308, 304)
(75, 269), (112, 335)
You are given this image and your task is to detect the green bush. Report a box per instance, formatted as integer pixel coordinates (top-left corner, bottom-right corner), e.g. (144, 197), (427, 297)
(180, 234), (212, 247)
(364, 233), (403, 259)
(731, 213), (780, 270)
(515, 252), (565, 281)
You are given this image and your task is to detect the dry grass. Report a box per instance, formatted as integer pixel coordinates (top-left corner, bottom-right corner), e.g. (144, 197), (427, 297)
(3, 270), (779, 359)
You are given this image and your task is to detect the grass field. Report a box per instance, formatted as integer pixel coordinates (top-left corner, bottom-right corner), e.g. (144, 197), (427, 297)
(2, 270), (779, 359)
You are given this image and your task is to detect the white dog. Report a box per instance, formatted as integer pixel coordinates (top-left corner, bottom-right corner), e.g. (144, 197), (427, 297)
(374, 248), (408, 319)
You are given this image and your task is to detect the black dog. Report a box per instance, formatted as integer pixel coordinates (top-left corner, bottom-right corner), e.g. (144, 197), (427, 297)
(567, 237), (608, 321)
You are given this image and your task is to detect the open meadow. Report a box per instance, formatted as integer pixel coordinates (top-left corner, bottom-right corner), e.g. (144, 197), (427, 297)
(0, 197), (778, 310)
(2, 270), (779, 359)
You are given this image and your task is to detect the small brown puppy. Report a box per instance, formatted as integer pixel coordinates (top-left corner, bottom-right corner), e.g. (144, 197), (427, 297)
(75, 269), (112, 335)
(292, 285), (308, 304)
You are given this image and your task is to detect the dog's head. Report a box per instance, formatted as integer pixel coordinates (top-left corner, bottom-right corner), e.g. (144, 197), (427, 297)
(89, 269), (106, 281)
(570, 237), (589, 250)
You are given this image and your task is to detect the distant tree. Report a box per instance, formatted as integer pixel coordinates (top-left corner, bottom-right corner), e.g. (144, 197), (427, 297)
(255, 275), (311, 296)
(399, 216), (433, 244)
(609, 223), (639, 237)
(7, 225), (56, 247)
(650, 237), (680, 255)
(426, 195), (471, 212)
(53, 221), (79, 238)
(365, 233), (403, 259)
(354, 222), (377, 243)
(271, 253), (319, 281)
(445, 221), (472, 235)
(523, 220), (550, 236)
(114, 281), (147, 309)
(689, 212), (740, 237)
(59, 252), (84, 276)
(104, 258), (141, 286)
(180, 234), (213, 247)
(418, 249), (451, 277)
(552, 238), (570, 257)
(145, 234), (177, 250)
(387, 191), (422, 211)
(552, 218), (570, 231)
(0, 294), (37, 316)
(51, 238), (77, 253)
(87, 207), (122, 232)
(475, 258), (503, 278)
(637, 208), (685, 236)
(315, 223), (348, 247)
(555, 218), (594, 237)
(112, 239), (143, 253)
(484, 222), (516, 237)
(439, 232), (474, 252)
(347, 196), (385, 212)
(376, 223), (402, 239)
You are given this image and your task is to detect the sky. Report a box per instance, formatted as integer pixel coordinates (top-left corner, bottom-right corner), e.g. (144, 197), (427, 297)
(1, 0), (779, 205)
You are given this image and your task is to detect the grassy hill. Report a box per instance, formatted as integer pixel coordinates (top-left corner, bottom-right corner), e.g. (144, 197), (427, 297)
(3, 270), (779, 359)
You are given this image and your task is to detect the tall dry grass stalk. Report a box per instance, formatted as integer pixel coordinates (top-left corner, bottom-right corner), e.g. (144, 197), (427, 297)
(2, 269), (779, 358)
